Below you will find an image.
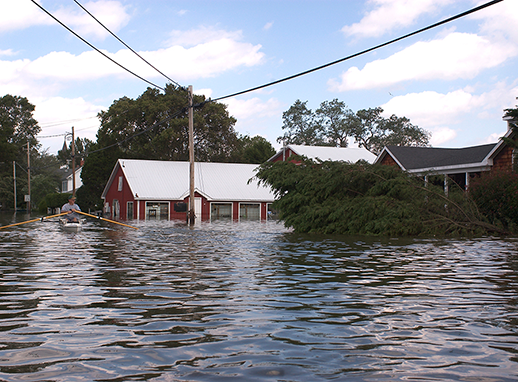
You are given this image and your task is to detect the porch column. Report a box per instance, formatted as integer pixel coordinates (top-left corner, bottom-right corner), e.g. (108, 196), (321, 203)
(444, 175), (449, 197)
(465, 172), (470, 191)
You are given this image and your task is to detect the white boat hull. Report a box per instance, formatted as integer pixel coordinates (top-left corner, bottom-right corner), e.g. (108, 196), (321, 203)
(59, 218), (84, 232)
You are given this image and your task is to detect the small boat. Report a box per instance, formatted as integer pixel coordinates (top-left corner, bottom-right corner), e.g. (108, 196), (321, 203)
(59, 218), (85, 232)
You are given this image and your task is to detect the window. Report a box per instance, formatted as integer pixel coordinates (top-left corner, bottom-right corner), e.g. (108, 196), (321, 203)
(211, 203), (232, 220)
(118, 176), (123, 191)
(127, 201), (134, 220)
(239, 203), (260, 220)
(145, 202), (169, 221)
(62, 181), (68, 193)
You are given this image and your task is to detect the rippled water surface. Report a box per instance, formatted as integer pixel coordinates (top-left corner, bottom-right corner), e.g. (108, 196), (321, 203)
(0, 213), (517, 381)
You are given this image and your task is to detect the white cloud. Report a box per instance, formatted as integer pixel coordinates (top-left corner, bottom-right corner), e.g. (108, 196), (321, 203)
(263, 22), (274, 31)
(53, 1), (131, 40)
(34, 96), (105, 153)
(224, 97), (282, 120)
(168, 26), (243, 47)
(382, 89), (477, 126)
(470, 0), (518, 45)
(0, 0), (51, 32)
(0, 1), (130, 40)
(429, 127), (457, 146)
(329, 32), (517, 91)
(0, 34), (264, 90)
(0, 49), (16, 57)
(341, 0), (454, 39)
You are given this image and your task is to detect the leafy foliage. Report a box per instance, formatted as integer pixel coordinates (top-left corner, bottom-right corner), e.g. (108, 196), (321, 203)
(277, 99), (430, 155)
(470, 171), (518, 230)
(80, 84), (241, 210)
(351, 107), (430, 155)
(502, 103), (517, 171)
(233, 135), (276, 164)
(255, 158), (505, 236)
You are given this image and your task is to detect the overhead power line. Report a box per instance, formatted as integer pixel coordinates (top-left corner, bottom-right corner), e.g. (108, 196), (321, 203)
(212, 0), (504, 102)
(29, 0), (165, 91)
(72, 0), (182, 89)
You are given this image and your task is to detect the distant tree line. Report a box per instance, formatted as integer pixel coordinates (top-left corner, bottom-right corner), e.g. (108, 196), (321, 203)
(277, 99), (431, 155)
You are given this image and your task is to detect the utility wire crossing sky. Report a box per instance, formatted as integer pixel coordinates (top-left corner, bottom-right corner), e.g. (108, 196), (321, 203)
(1, 0), (517, 154)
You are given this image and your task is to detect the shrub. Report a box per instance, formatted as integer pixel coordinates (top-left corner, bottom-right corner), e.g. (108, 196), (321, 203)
(470, 171), (518, 230)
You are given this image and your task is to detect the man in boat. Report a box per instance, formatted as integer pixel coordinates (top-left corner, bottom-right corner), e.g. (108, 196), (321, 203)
(61, 195), (81, 222)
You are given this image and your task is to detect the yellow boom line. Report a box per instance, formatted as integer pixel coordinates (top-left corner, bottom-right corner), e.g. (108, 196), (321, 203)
(0, 212), (69, 230)
(75, 210), (139, 230)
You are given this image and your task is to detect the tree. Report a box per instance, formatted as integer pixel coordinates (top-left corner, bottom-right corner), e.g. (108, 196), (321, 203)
(57, 137), (93, 165)
(254, 158), (506, 236)
(277, 100), (325, 146)
(80, 84), (240, 210)
(351, 107), (430, 155)
(277, 100), (429, 154)
(0, 95), (41, 209)
(233, 135), (276, 164)
(315, 99), (355, 147)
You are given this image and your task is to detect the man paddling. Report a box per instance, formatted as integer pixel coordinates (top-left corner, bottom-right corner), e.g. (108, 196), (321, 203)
(61, 195), (81, 222)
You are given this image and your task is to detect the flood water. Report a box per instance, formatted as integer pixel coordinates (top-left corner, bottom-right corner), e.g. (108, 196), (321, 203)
(0, 213), (517, 381)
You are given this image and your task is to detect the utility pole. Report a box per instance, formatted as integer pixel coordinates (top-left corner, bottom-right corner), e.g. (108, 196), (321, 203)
(13, 161), (16, 211)
(188, 85), (195, 225)
(26, 142), (31, 212)
(71, 126), (76, 196)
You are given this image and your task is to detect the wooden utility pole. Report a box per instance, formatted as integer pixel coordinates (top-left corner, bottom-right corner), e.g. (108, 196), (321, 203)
(71, 126), (76, 196)
(188, 85), (195, 225)
(26, 142), (31, 212)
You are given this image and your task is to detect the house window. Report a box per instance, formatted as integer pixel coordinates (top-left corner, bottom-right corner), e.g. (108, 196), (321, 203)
(239, 203), (260, 220)
(145, 202), (169, 221)
(211, 203), (232, 220)
(62, 181), (68, 193)
(127, 201), (134, 220)
(118, 176), (123, 191)
(113, 199), (120, 219)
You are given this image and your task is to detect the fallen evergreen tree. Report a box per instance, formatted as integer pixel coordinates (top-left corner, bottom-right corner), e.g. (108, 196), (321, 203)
(254, 158), (508, 236)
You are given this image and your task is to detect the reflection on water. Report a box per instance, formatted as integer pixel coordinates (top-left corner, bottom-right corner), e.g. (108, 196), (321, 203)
(0, 214), (517, 381)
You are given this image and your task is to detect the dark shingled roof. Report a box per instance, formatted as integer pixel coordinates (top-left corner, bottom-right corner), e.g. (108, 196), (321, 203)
(385, 144), (497, 170)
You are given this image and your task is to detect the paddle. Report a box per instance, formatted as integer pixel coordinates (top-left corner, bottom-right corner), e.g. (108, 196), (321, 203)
(75, 210), (139, 230)
(0, 212), (69, 230)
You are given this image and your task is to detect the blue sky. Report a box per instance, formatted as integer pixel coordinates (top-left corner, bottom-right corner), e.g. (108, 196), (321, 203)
(1, 0), (517, 155)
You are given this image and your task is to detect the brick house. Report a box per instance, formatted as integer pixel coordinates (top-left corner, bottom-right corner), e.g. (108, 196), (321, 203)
(375, 122), (516, 191)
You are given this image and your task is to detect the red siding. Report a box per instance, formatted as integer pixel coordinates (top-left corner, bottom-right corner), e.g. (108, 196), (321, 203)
(104, 171), (271, 222)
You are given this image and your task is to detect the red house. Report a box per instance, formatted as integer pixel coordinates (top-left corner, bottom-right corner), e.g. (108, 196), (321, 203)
(101, 159), (275, 221)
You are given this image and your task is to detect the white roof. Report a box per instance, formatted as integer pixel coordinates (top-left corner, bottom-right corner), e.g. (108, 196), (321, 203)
(102, 159), (274, 202)
(272, 144), (376, 163)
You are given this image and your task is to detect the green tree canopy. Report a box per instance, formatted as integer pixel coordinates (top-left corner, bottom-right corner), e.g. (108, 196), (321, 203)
(0, 95), (42, 209)
(351, 107), (430, 155)
(277, 100), (326, 146)
(57, 136), (93, 165)
(277, 100), (430, 154)
(255, 157), (505, 236)
(79, 84), (241, 210)
(233, 135), (276, 164)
